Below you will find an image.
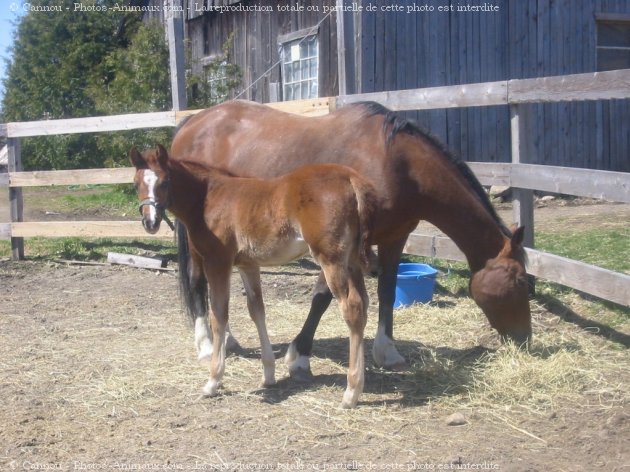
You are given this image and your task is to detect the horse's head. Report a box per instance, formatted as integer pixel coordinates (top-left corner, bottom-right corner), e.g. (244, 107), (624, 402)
(469, 226), (532, 346)
(129, 145), (171, 235)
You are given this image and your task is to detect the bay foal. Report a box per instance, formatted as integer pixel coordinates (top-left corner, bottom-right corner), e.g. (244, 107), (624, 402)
(130, 145), (377, 408)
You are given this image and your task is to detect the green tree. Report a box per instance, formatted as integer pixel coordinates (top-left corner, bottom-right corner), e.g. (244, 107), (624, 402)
(90, 20), (173, 167)
(2, 0), (242, 170)
(1, 0), (142, 170)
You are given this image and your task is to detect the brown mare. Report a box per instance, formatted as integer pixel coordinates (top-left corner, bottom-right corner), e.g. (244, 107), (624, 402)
(169, 100), (531, 376)
(130, 145), (377, 408)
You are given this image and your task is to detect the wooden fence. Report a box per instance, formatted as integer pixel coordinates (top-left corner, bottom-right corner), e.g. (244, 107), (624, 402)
(1, 69), (629, 306)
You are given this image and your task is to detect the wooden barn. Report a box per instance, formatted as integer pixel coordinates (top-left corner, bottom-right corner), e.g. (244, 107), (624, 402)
(145, 0), (630, 171)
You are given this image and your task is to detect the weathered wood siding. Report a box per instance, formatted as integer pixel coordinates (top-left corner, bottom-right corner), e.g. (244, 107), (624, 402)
(357, 0), (630, 171)
(186, 0), (338, 103)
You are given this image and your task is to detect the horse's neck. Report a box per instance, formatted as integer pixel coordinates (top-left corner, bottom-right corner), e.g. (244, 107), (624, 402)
(418, 171), (506, 273)
(430, 208), (505, 273)
(167, 163), (210, 223)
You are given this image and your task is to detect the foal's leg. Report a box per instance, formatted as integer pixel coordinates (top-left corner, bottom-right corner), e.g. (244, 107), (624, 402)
(201, 264), (232, 397)
(285, 270), (332, 379)
(372, 238), (407, 370)
(319, 260), (368, 409)
(186, 245), (213, 364)
(239, 266), (276, 387)
(186, 238), (240, 364)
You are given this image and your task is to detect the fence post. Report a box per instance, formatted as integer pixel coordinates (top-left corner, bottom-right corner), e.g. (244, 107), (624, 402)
(510, 104), (535, 293)
(166, 0), (187, 111)
(7, 138), (24, 260)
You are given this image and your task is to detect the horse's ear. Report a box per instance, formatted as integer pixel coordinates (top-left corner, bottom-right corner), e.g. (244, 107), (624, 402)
(129, 147), (146, 169)
(156, 144), (169, 168)
(511, 226), (525, 248)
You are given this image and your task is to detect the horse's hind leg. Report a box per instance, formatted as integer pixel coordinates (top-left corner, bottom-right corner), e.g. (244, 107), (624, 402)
(319, 260), (368, 409)
(239, 266), (276, 387)
(285, 270), (332, 379)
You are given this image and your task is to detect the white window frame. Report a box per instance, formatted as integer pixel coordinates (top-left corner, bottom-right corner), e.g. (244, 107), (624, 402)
(279, 29), (319, 101)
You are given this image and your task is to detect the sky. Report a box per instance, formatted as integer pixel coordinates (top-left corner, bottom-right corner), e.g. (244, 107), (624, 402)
(0, 0), (23, 104)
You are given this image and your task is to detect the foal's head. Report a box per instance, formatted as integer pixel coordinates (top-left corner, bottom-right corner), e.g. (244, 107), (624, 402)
(129, 145), (171, 234)
(469, 226), (532, 346)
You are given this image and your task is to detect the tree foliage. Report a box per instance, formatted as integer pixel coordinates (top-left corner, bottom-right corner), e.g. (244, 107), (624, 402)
(2, 0), (241, 170)
(1, 0), (168, 169)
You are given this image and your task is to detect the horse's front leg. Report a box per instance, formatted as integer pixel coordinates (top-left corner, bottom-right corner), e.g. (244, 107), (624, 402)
(201, 263), (232, 397)
(372, 238), (407, 370)
(238, 266), (276, 388)
(285, 270), (332, 379)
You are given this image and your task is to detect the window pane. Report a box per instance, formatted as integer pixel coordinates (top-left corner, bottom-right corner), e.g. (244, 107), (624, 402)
(598, 22), (630, 48)
(309, 37), (318, 57)
(597, 48), (630, 71)
(281, 36), (319, 101)
(309, 60), (317, 79)
(300, 41), (309, 59)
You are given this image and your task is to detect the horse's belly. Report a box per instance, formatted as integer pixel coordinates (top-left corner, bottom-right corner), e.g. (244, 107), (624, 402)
(239, 236), (309, 267)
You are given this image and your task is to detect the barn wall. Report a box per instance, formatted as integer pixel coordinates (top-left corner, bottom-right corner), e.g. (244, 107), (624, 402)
(187, 0), (339, 103)
(357, 0), (630, 171)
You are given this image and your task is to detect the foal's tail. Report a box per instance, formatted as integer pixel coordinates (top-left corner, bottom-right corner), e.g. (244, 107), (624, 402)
(349, 175), (378, 268)
(176, 220), (208, 326)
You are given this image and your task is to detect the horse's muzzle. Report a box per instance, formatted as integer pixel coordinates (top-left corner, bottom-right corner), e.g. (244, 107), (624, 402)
(142, 217), (161, 234)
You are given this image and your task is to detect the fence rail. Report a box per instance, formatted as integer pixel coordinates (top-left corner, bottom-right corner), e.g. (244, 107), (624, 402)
(1, 69), (629, 306)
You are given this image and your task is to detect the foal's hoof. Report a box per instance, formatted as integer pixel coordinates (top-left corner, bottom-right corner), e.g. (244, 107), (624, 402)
(201, 379), (220, 397)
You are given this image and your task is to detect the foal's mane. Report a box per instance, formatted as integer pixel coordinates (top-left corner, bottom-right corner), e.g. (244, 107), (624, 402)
(355, 101), (512, 239)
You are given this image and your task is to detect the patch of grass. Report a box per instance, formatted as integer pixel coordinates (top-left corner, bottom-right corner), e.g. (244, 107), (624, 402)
(22, 184), (137, 217)
(536, 227), (630, 273)
(62, 184), (137, 215)
(0, 237), (176, 262)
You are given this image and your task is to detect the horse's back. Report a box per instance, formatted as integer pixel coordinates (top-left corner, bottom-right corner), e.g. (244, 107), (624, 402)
(170, 101), (388, 179)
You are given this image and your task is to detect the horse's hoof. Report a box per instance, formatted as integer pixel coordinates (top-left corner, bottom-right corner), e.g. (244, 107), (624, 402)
(340, 398), (358, 409)
(382, 359), (409, 372)
(289, 367), (314, 383)
(201, 379), (220, 397)
(259, 378), (277, 389)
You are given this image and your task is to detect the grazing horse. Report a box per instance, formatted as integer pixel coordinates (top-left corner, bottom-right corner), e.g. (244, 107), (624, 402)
(170, 100), (531, 375)
(130, 145), (377, 408)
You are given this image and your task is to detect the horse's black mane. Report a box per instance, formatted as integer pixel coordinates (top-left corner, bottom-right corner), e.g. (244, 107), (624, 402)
(355, 101), (511, 238)
(174, 114), (194, 136)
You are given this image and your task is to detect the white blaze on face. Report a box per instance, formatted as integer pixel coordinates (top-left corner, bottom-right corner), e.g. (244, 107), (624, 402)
(143, 169), (159, 225)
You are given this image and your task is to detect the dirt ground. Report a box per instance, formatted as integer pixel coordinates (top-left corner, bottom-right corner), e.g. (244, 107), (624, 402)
(0, 191), (628, 471)
(0, 257), (628, 472)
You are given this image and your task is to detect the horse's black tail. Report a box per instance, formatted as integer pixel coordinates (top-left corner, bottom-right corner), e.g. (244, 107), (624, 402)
(176, 220), (208, 326)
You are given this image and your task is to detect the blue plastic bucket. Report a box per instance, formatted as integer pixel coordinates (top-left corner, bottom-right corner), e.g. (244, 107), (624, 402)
(394, 263), (438, 308)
